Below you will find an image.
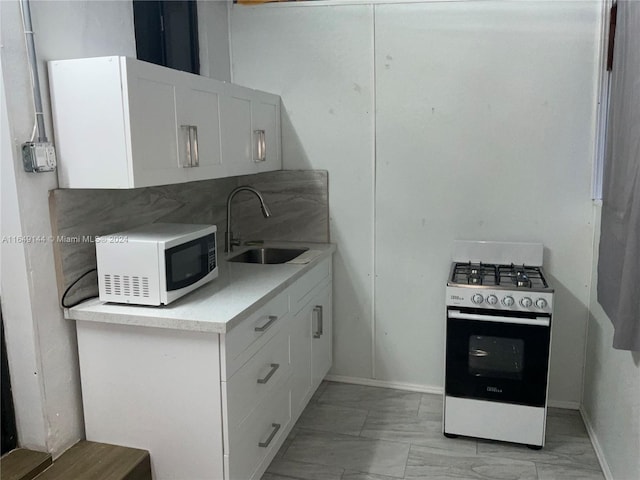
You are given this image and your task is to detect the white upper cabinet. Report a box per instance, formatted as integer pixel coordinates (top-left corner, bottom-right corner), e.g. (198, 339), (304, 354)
(220, 84), (282, 178)
(48, 56), (281, 189)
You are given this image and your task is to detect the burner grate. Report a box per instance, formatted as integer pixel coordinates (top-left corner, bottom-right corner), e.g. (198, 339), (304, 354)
(498, 264), (548, 289)
(449, 262), (550, 290)
(451, 262), (498, 286)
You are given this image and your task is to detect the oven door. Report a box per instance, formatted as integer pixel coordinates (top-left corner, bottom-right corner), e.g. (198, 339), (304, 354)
(445, 307), (551, 407)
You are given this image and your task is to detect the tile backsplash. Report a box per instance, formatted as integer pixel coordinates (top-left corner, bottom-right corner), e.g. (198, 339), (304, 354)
(50, 170), (328, 305)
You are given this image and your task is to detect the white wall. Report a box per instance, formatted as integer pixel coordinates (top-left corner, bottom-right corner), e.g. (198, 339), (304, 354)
(373, 1), (600, 403)
(0, 0), (136, 456)
(230, 0), (601, 404)
(582, 205), (640, 480)
(1, 57), (49, 452)
(198, 0), (231, 82)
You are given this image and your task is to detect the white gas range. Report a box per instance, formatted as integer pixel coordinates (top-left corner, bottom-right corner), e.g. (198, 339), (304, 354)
(443, 241), (554, 448)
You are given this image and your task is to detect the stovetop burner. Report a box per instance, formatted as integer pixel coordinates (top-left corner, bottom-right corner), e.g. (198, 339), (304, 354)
(449, 262), (549, 291)
(497, 264), (548, 289)
(451, 262), (497, 286)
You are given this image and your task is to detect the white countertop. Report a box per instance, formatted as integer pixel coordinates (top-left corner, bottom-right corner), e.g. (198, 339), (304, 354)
(65, 242), (335, 334)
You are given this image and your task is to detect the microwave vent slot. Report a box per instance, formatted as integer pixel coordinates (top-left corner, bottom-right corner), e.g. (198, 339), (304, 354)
(123, 276), (131, 296)
(130, 276), (150, 298)
(103, 274), (149, 298)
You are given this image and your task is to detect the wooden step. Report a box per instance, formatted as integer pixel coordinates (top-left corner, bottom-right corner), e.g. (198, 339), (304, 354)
(34, 441), (151, 480)
(0, 448), (52, 480)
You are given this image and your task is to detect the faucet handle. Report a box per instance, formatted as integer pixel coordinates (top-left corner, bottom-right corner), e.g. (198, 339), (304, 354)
(225, 231), (241, 252)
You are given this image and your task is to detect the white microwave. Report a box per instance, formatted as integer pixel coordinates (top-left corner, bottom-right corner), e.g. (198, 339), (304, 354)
(96, 223), (218, 306)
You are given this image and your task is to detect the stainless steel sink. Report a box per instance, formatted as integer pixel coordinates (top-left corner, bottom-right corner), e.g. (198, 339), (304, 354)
(227, 247), (308, 264)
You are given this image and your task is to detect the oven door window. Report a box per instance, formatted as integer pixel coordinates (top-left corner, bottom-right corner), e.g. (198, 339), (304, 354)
(468, 335), (524, 381)
(446, 308), (551, 407)
(165, 233), (215, 291)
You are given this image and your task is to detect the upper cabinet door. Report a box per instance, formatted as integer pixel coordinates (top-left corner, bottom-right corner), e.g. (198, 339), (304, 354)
(220, 92), (253, 177)
(176, 77), (223, 182)
(220, 85), (282, 177)
(252, 96), (281, 173)
(125, 59), (187, 187)
(49, 56), (132, 188)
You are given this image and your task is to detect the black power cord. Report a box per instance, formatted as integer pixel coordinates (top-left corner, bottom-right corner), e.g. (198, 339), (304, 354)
(60, 268), (98, 309)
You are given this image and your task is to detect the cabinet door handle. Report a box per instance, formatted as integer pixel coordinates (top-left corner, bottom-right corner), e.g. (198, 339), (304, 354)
(189, 126), (199, 167)
(180, 125), (199, 167)
(258, 423), (281, 448)
(180, 125), (193, 168)
(313, 305), (323, 338)
(253, 129), (266, 162)
(257, 363), (280, 384)
(255, 315), (278, 333)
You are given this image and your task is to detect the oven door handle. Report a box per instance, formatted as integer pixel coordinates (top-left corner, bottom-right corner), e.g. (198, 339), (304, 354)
(448, 310), (550, 327)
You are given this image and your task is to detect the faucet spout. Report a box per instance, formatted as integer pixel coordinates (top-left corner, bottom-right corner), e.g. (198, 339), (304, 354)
(225, 186), (272, 253)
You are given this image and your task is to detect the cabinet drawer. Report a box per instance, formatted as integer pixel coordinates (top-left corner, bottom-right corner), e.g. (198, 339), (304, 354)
(224, 328), (291, 429)
(223, 292), (289, 379)
(227, 378), (291, 480)
(289, 258), (331, 314)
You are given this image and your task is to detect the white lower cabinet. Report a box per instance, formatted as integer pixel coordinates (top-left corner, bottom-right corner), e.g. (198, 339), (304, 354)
(226, 377), (292, 480)
(75, 257), (332, 480)
(224, 329), (291, 431)
(223, 258), (332, 480)
(290, 278), (333, 419)
(311, 283), (333, 389)
(290, 300), (314, 419)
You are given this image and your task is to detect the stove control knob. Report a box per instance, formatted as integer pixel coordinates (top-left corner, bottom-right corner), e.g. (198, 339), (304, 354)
(486, 295), (498, 305)
(535, 298), (548, 309)
(520, 297), (533, 308)
(471, 294), (484, 304)
(502, 296), (515, 307)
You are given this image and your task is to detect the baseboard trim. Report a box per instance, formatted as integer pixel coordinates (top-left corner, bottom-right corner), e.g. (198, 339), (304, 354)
(324, 375), (444, 395)
(579, 406), (614, 480)
(324, 375), (582, 411)
(547, 399), (580, 410)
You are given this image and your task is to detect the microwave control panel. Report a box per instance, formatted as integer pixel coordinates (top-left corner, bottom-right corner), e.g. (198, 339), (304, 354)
(208, 239), (217, 271)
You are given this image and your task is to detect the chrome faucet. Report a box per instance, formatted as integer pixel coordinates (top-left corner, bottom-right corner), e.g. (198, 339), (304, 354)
(225, 186), (272, 252)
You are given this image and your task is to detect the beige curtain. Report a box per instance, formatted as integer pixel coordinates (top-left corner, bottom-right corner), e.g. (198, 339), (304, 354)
(597, 0), (640, 351)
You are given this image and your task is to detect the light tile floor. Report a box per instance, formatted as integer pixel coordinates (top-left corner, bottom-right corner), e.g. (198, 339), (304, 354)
(262, 382), (605, 480)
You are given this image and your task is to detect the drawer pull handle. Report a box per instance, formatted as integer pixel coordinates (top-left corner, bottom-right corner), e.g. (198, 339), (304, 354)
(258, 423), (281, 448)
(257, 363), (280, 384)
(255, 315), (278, 333)
(313, 305), (323, 338)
